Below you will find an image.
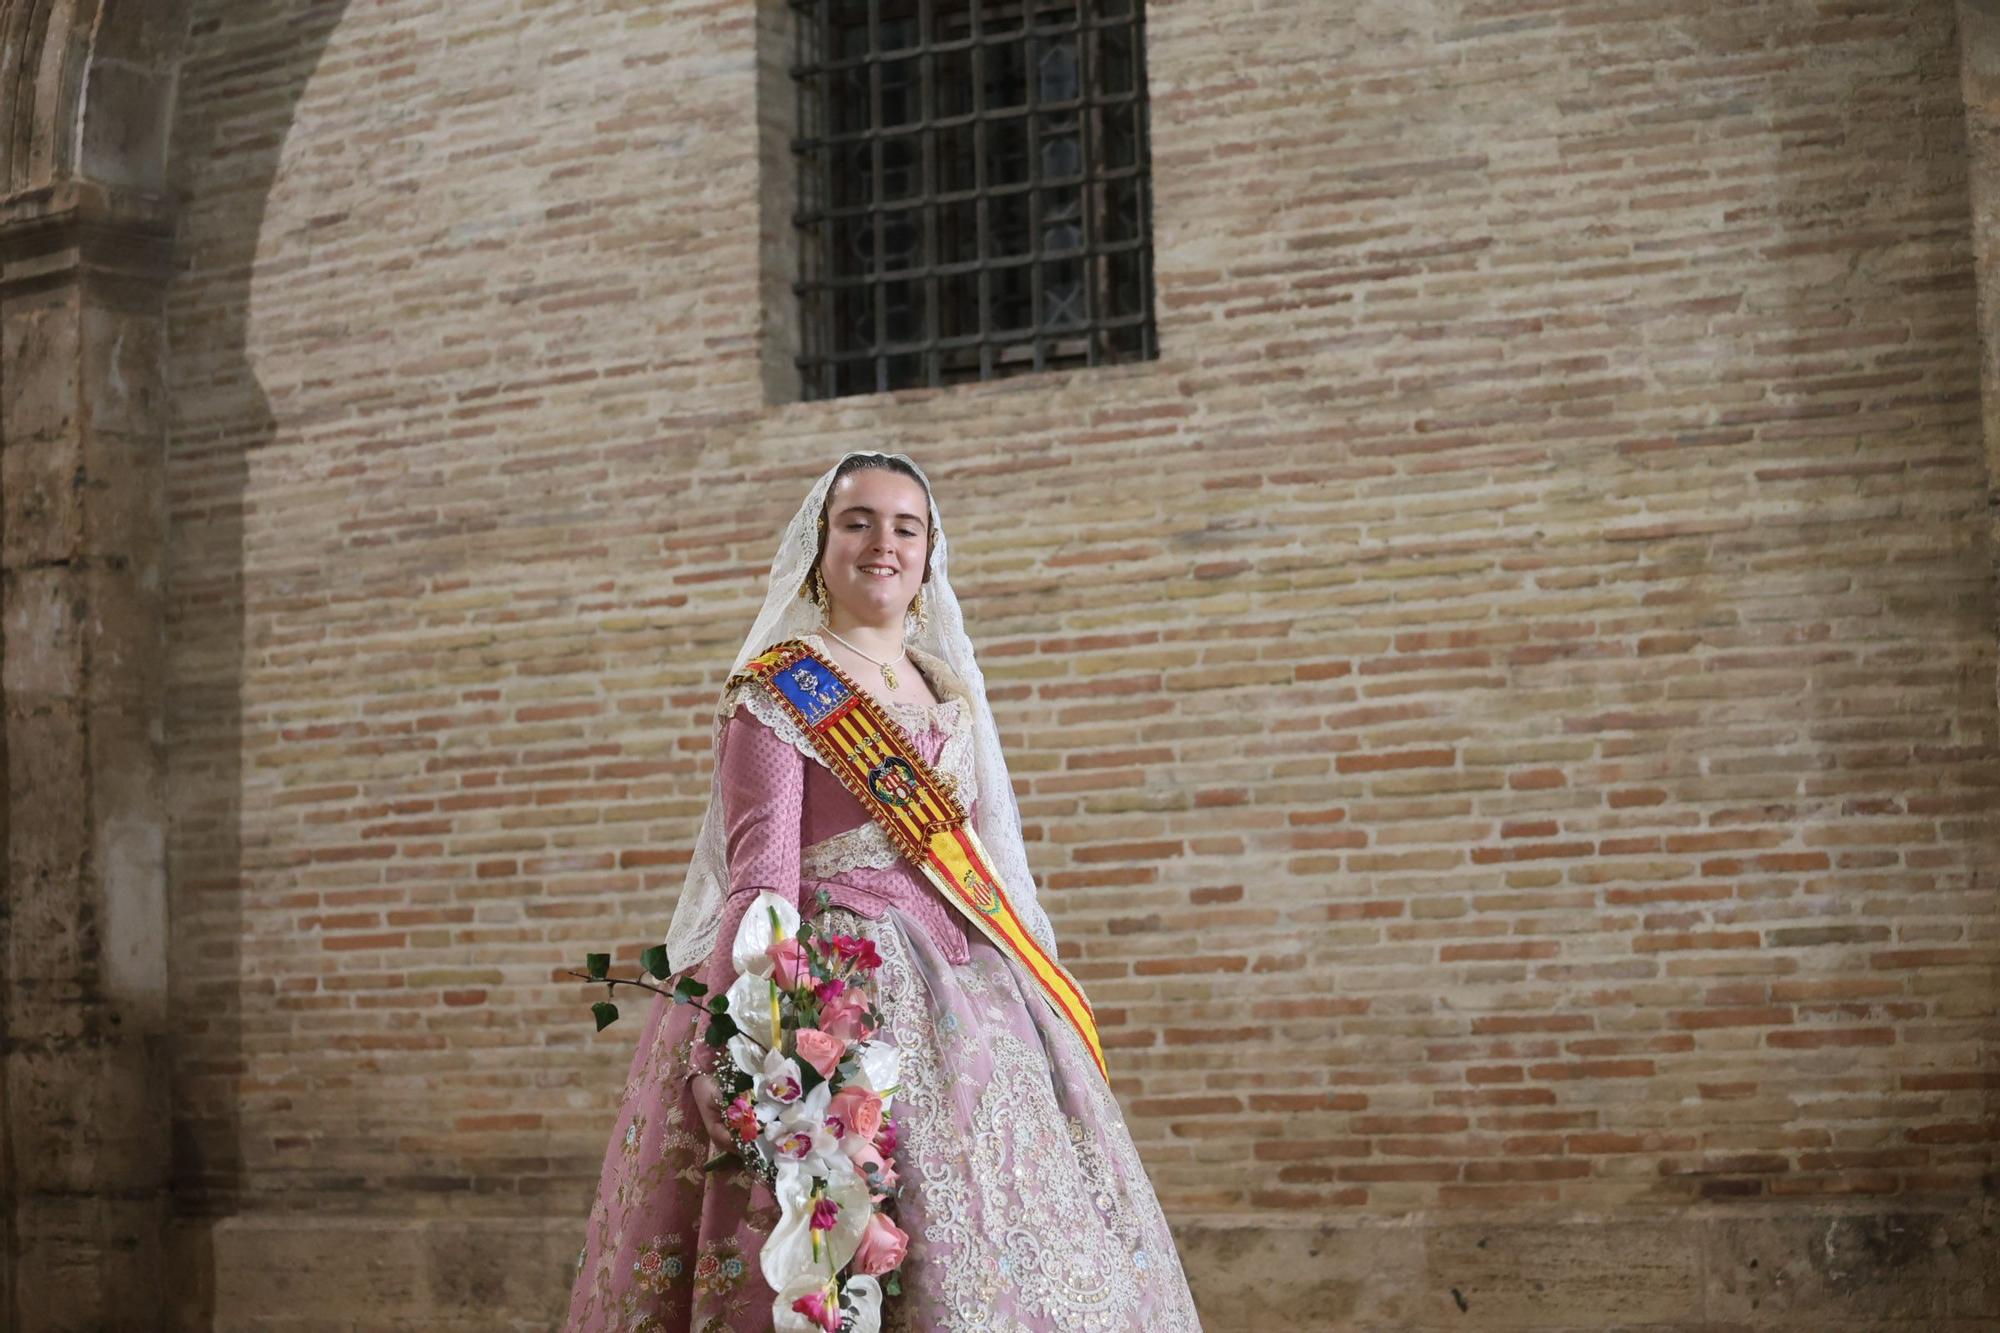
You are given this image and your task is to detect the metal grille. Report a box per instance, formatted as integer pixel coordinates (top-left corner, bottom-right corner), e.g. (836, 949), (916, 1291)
(790, 0), (1158, 400)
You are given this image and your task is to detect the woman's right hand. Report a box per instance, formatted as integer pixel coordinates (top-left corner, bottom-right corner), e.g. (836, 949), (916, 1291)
(689, 1072), (737, 1154)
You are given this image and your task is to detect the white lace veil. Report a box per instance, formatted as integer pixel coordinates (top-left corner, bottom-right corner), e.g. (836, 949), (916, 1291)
(661, 451), (1058, 973)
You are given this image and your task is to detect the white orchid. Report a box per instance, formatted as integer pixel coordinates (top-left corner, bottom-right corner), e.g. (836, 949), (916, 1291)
(762, 1083), (849, 1180)
(731, 890), (800, 978)
(739, 1043), (806, 1113)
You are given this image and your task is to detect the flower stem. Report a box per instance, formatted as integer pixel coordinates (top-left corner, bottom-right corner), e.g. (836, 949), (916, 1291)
(563, 970), (673, 998)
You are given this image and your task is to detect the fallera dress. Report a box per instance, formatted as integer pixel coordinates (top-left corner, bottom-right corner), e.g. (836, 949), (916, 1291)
(564, 648), (1200, 1333)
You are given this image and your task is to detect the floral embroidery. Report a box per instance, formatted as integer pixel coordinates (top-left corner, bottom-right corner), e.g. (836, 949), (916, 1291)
(692, 1239), (748, 1298)
(631, 1234), (685, 1295)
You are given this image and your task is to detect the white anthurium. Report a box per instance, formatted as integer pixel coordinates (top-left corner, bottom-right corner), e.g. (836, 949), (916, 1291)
(763, 1157), (876, 1296)
(845, 1039), (902, 1112)
(725, 972), (773, 1047)
(727, 1032), (767, 1079)
(761, 1163), (821, 1291)
(814, 1171), (874, 1277)
(771, 1269), (840, 1333)
(840, 1274), (885, 1333)
(731, 890), (800, 978)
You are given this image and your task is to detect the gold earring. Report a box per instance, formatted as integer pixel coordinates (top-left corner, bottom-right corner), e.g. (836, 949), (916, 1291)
(908, 588), (928, 633)
(809, 567), (829, 616)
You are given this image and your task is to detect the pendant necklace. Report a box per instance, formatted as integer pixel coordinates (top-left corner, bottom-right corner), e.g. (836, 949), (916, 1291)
(821, 625), (906, 690)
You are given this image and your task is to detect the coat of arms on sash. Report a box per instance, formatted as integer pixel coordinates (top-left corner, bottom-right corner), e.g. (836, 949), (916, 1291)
(867, 755), (920, 807)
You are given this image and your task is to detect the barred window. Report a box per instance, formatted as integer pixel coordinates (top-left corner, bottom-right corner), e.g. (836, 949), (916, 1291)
(790, 0), (1157, 400)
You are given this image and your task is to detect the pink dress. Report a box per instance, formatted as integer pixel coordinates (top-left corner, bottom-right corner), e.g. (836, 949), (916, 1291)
(564, 665), (1199, 1333)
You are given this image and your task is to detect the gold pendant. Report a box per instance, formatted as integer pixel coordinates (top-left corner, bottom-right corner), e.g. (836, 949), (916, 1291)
(883, 662), (900, 690)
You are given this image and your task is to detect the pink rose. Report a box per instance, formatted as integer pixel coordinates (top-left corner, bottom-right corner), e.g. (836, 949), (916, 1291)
(766, 937), (809, 991)
(828, 1087), (883, 1143)
(852, 1211), (909, 1276)
(845, 1138), (899, 1197)
(792, 1027), (845, 1079)
(819, 992), (874, 1042)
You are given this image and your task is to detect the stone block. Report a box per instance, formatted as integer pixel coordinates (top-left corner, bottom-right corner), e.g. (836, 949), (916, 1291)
(1, 434), (82, 568)
(88, 701), (169, 1020)
(77, 66), (174, 194)
(78, 306), (164, 437)
(0, 291), (80, 441)
(5, 1036), (172, 1194)
(1701, 1211), (1985, 1323)
(80, 565), (165, 707)
(9, 1192), (167, 1333)
(1424, 1219), (1702, 1328)
(7, 695), (91, 876)
(3, 566), (84, 699)
(80, 427), (167, 573)
(1177, 1218), (1425, 1329)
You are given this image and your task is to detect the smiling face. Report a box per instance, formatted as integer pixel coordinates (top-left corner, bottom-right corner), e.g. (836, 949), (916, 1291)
(818, 467), (931, 627)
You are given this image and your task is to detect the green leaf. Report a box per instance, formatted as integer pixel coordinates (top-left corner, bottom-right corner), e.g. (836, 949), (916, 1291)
(585, 952), (610, 980)
(884, 1271), (902, 1297)
(673, 975), (709, 1001)
(591, 1000), (619, 1031)
(640, 945), (671, 980)
(704, 1014), (740, 1047)
(709, 995), (730, 1015)
(797, 918), (814, 943)
(702, 1151), (737, 1174)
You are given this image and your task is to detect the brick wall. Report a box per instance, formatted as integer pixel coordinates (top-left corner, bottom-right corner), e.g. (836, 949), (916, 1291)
(162, 0), (1996, 1326)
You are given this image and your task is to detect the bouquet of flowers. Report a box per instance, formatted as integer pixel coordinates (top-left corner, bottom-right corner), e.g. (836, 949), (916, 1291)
(582, 889), (907, 1332)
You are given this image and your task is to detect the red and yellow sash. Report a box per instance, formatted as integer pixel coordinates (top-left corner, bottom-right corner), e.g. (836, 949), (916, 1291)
(734, 639), (1106, 1079)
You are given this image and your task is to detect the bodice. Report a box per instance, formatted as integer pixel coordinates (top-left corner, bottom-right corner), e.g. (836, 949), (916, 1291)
(708, 654), (979, 968)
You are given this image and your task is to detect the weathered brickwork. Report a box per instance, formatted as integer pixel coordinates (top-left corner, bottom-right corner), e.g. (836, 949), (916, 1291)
(134, 0), (2000, 1325)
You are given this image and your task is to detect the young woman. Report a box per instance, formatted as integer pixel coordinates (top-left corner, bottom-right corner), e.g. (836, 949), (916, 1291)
(565, 452), (1198, 1332)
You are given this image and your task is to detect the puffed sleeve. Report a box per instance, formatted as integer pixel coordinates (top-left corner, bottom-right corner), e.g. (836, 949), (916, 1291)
(706, 701), (806, 969)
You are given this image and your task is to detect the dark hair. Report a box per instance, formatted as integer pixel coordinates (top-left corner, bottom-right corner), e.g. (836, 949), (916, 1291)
(805, 455), (936, 596)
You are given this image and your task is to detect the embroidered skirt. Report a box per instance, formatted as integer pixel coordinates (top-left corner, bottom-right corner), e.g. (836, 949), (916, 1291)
(564, 906), (1201, 1333)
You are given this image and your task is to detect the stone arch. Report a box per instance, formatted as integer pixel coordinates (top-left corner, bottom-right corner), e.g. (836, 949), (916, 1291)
(0, 0), (189, 197)
(0, 3), (192, 1330)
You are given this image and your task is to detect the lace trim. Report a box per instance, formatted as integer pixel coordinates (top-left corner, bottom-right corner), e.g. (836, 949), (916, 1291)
(801, 820), (901, 879)
(855, 915), (1200, 1333)
(728, 681), (823, 772)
